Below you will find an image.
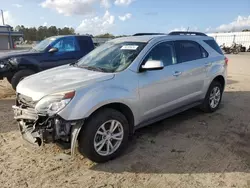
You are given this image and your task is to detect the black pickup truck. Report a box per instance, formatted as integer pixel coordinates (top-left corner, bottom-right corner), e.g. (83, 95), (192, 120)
(0, 35), (95, 89)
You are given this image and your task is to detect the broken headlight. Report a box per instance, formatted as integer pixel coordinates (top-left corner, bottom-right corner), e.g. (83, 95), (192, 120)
(8, 58), (18, 65)
(0, 60), (8, 69)
(0, 63), (5, 69)
(35, 91), (75, 115)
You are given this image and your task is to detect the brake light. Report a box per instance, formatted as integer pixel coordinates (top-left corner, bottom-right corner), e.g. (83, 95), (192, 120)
(225, 57), (228, 65)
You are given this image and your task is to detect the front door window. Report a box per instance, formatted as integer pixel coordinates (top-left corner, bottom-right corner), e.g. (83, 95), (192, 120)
(52, 37), (79, 52)
(143, 42), (176, 67)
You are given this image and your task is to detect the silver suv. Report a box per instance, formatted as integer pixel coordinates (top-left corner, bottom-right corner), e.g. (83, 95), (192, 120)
(13, 32), (227, 163)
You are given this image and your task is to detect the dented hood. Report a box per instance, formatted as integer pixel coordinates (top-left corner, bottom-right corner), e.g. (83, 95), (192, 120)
(16, 65), (114, 101)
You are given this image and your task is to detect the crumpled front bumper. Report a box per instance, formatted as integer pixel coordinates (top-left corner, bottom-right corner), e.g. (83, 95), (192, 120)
(13, 105), (38, 121)
(0, 60), (13, 80)
(12, 105), (84, 155)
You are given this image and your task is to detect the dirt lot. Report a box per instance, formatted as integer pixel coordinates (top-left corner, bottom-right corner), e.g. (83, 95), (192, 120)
(0, 54), (250, 188)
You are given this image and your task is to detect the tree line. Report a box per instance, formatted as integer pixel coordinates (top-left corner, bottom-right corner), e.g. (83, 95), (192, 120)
(14, 25), (75, 41)
(15, 25), (249, 42)
(14, 25), (128, 42)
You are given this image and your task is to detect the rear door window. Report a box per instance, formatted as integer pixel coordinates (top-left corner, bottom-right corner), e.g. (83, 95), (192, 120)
(204, 40), (223, 55)
(77, 37), (94, 54)
(174, 40), (206, 63)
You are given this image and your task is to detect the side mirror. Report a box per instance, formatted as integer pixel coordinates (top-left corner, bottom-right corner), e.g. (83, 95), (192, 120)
(141, 60), (164, 71)
(48, 47), (58, 53)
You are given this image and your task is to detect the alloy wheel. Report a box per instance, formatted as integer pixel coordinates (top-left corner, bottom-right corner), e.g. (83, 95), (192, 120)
(94, 120), (124, 156)
(209, 86), (221, 109)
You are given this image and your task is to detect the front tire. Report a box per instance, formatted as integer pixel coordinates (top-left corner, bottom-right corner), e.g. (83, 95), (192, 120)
(78, 108), (129, 163)
(11, 69), (35, 90)
(201, 81), (223, 113)
(6, 75), (13, 84)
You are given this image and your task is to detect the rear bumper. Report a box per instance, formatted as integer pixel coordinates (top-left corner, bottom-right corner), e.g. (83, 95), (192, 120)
(12, 105), (84, 155)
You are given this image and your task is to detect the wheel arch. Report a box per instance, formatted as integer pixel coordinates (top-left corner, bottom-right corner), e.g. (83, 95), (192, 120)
(87, 102), (135, 135)
(211, 75), (225, 91)
(17, 56), (42, 73)
(18, 64), (40, 73)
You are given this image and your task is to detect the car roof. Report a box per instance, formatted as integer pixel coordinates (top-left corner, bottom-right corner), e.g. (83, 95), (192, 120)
(110, 35), (214, 43)
(48, 35), (91, 39)
(111, 35), (165, 43)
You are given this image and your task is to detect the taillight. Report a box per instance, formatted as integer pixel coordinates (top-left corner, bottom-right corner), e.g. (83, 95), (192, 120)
(225, 57), (228, 65)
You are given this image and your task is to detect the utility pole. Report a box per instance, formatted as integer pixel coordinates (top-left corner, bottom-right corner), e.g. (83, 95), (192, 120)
(1, 9), (5, 25)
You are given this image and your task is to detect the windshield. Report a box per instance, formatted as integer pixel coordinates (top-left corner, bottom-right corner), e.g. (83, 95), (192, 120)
(76, 41), (146, 73)
(32, 37), (57, 52)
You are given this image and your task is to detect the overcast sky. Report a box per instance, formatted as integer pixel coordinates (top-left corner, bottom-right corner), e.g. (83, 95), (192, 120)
(0, 0), (250, 35)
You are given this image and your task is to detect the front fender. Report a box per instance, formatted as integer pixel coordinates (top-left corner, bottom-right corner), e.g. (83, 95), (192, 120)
(58, 86), (138, 121)
(16, 56), (42, 71)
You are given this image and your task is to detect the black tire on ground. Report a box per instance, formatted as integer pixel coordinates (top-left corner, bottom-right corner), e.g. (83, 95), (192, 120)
(11, 69), (35, 90)
(200, 81), (223, 113)
(6, 76), (13, 84)
(78, 108), (129, 163)
(233, 49), (239, 54)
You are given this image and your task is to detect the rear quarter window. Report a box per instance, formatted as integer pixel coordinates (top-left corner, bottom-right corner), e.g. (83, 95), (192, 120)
(204, 40), (223, 55)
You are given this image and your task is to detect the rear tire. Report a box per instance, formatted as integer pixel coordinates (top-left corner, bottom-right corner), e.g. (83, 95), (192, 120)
(200, 81), (223, 113)
(11, 69), (35, 90)
(78, 108), (129, 163)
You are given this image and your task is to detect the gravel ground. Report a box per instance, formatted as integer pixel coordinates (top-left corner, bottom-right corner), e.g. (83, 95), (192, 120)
(0, 54), (250, 188)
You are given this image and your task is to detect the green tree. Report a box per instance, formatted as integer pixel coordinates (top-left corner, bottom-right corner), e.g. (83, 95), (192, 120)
(48, 26), (58, 36)
(95, 33), (115, 38)
(12, 25), (76, 42)
(15, 25), (21, 32)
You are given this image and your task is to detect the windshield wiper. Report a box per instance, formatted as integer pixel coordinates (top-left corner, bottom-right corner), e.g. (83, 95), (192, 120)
(69, 61), (78, 66)
(80, 66), (109, 73)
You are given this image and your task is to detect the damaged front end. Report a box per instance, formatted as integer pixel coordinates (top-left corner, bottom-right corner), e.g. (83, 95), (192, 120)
(12, 92), (83, 155)
(0, 59), (14, 80)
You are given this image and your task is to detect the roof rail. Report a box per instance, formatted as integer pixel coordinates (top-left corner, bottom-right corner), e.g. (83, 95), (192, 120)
(133, 33), (166, 36)
(168, 31), (207, 36)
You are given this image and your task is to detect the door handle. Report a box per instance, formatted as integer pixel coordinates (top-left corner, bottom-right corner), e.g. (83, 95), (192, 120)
(173, 71), (182, 77)
(205, 62), (212, 67)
